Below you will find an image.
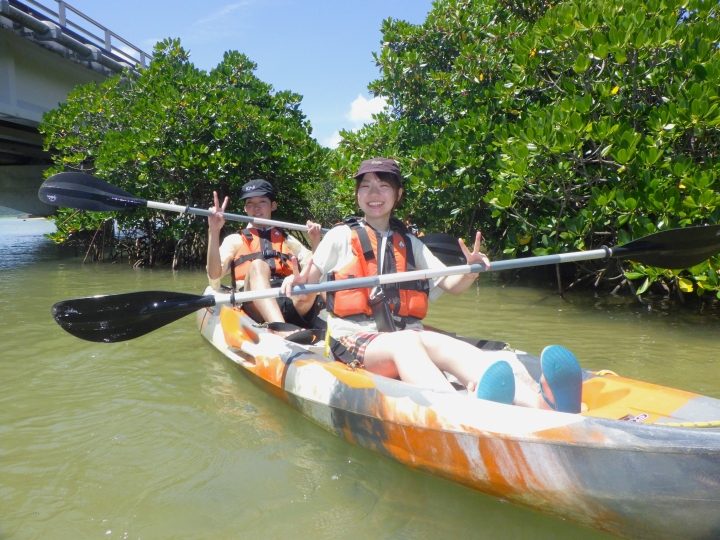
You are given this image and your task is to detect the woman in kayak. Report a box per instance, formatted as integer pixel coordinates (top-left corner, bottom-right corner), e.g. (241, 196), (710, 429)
(282, 158), (582, 412)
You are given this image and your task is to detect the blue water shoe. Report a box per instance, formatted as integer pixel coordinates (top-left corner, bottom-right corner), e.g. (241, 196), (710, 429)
(540, 345), (582, 413)
(475, 360), (515, 405)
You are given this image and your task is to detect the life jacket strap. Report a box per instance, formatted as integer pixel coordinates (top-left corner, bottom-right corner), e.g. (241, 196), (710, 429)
(236, 227), (292, 275)
(234, 250), (292, 266)
(345, 217), (375, 261)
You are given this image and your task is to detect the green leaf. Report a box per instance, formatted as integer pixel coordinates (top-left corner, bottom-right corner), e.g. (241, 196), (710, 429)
(636, 278), (651, 295)
(678, 278), (694, 293)
(573, 54), (591, 74)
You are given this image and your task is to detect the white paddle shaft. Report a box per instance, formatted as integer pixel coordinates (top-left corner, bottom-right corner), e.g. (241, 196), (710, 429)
(209, 247), (611, 305)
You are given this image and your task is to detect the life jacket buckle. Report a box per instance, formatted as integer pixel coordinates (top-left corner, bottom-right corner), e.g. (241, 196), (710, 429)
(346, 359), (363, 371)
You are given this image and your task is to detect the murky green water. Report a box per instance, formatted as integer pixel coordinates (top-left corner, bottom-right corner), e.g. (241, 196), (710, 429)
(2, 218), (720, 539)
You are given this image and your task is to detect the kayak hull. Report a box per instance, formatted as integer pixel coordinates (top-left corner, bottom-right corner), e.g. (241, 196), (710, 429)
(198, 302), (720, 539)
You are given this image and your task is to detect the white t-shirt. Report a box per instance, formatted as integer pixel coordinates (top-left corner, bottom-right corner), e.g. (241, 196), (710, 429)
(312, 224), (447, 339)
(207, 228), (311, 291)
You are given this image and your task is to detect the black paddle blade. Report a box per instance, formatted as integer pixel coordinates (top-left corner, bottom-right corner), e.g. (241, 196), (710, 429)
(38, 172), (146, 211)
(612, 224), (720, 268)
(52, 291), (216, 343)
(420, 233), (466, 265)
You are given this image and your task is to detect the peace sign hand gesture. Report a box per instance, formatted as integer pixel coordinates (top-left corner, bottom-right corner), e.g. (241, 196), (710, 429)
(280, 255), (314, 300)
(458, 231), (490, 272)
(208, 191), (229, 233)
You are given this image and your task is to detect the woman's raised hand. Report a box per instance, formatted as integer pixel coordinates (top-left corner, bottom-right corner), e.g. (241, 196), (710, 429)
(208, 191), (229, 232)
(459, 231), (490, 270)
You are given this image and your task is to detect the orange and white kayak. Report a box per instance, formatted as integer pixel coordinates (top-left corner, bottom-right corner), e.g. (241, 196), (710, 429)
(198, 300), (720, 540)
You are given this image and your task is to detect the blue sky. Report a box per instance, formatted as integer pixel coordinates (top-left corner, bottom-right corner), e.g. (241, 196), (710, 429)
(50, 0), (434, 148)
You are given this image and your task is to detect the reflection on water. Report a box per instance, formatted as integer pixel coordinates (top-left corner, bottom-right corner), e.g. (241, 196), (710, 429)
(0, 217), (58, 270)
(3, 219), (720, 539)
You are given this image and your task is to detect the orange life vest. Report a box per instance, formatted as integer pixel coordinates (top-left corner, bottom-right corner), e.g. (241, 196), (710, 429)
(326, 218), (429, 324)
(232, 227), (293, 282)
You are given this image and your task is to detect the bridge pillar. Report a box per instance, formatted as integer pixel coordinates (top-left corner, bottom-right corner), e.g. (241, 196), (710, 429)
(0, 27), (105, 215)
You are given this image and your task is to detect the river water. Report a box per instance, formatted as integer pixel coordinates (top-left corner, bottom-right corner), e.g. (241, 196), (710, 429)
(2, 218), (720, 540)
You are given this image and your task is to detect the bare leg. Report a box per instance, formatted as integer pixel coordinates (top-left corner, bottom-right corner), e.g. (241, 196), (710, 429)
(290, 289), (316, 318)
(362, 329), (557, 408)
(362, 331), (456, 392)
(244, 260), (285, 323)
(417, 332), (547, 408)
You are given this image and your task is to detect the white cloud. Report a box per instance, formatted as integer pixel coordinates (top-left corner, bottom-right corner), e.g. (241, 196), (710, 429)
(318, 95), (388, 148)
(197, 2), (251, 25)
(322, 131), (343, 149)
(347, 95), (387, 126)
(113, 43), (144, 63)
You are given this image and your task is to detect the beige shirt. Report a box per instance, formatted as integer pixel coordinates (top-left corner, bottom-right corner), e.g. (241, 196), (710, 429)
(311, 224), (447, 339)
(207, 228), (312, 291)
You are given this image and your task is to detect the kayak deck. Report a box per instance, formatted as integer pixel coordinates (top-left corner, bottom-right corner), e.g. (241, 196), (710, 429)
(580, 372), (720, 427)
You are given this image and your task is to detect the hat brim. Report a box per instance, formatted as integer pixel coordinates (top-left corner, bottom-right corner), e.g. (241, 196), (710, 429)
(240, 190), (274, 200)
(353, 170), (402, 184)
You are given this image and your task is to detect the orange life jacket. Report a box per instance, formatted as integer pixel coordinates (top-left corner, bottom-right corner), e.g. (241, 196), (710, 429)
(326, 218), (429, 324)
(232, 227), (293, 282)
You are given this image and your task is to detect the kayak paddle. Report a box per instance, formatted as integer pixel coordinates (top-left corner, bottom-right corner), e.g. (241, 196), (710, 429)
(38, 171), (330, 234)
(52, 223), (720, 342)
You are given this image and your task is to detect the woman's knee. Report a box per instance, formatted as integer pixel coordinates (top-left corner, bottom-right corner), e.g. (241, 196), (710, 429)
(418, 330), (450, 349)
(393, 330), (425, 349)
(370, 330), (425, 360)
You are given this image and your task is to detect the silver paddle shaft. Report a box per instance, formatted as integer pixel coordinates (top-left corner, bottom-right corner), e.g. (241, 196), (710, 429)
(146, 201), (330, 234)
(210, 247), (611, 305)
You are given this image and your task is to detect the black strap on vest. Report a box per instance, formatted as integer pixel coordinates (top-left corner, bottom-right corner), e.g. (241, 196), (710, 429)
(329, 337), (358, 364)
(344, 217), (375, 261)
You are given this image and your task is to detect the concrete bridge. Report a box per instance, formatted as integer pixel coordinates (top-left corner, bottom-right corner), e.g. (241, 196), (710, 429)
(0, 0), (150, 215)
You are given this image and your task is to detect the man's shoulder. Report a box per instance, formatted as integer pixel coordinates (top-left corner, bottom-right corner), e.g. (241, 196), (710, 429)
(221, 231), (244, 243)
(217, 232), (245, 259)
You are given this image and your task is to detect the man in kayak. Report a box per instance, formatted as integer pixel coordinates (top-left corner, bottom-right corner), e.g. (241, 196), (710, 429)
(280, 158), (582, 411)
(206, 179), (322, 329)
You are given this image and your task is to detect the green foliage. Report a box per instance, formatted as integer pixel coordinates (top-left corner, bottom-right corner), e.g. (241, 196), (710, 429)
(41, 39), (327, 266)
(331, 0), (720, 298)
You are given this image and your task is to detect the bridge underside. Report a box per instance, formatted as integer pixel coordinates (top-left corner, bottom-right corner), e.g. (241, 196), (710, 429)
(0, 25), (105, 215)
(0, 118), (52, 215)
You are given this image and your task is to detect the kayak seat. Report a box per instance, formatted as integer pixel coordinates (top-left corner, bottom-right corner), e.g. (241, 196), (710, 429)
(266, 322), (326, 345)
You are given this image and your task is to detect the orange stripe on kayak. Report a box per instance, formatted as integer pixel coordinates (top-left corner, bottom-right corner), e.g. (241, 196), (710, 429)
(254, 355), (287, 387)
(376, 418), (615, 527)
(375, 412), (535, 498)
(220, 306), (254, 348)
